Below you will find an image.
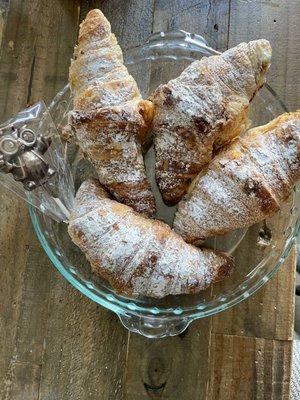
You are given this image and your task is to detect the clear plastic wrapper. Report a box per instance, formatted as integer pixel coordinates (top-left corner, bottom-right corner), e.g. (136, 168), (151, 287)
(0, 101), (74, 222)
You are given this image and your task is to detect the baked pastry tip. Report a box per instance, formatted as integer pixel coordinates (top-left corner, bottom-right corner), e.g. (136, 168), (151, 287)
(151, 39), (272, 205)
(69, 9), (156, 216)
(174, 111), (300, 243)
(68, 179), (234, 298)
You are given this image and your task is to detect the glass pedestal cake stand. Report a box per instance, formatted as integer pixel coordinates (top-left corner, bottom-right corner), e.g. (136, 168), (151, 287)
(30, 31), (299, 338)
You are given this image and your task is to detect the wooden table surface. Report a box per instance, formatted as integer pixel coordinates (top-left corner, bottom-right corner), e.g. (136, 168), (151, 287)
(0, 1), (299, 399)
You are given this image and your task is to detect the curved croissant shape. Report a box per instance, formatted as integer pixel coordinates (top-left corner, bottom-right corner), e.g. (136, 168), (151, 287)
(173, 111), (300, 244)
(68, 180), (234, 298)
(151, 39), (272, 205)
(69, 9), (155, 216)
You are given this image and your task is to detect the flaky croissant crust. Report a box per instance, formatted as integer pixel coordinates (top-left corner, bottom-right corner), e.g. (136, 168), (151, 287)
(69, 9), (155, 216)
(151, 39), (272, 205)
(174, 111), (300, 243)
(68, 180), (233, 298)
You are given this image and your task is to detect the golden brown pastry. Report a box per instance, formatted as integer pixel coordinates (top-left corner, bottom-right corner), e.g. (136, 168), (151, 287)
(69, 9), (155, 216)
(68, 180), (234, 298)
(151, 40), (272, 205)
(173, 111), (300, 244)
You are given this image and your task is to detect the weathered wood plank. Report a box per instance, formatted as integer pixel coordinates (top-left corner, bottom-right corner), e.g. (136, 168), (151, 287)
(228, 0), (300, 111)
(125, 320), (212, 400)
(80, 0), (155, 50)
(0, 5), (60, 388)
(212, 248), (296, 341)
(29, 0), (81, 104)
(8, 241), (55, 368)
(0, 194), (33, 399)
(0, 2), (128, 397)
(124, 3), (231, 400)
(0, 1), (298, 399)
(0, 0), (80, 119)
(209, 3), (298, 395)
(30, 1), (130, 399)
(38, 285), (128, 400)
(9, 362), (41, 400)
(0, 1), (77, 399)
(0, 0), (9, 46)
(208, 334), (292, 400)
(148, 0), (230, 117)
(153, 0), (230, 51)
(210, 0), (300, 344)
(0, 1), (40, 119)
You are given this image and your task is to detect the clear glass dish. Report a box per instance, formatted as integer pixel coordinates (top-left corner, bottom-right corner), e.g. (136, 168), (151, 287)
(30, 31), (299, 338)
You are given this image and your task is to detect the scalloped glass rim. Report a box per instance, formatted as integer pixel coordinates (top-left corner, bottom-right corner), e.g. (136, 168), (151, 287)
(30, 205), (299, 322)
(31, 30), (299, 326)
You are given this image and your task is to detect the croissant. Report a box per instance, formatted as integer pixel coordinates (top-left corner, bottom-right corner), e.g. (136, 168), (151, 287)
(69, 9), (156, 216)
(151, 39), (272, 205)
(173, 111), (300, 244)
(68, 180), (234, 298)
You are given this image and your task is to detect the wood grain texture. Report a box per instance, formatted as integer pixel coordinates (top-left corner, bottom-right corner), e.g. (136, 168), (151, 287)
(0, 0), (9, 47)
(0, 1), (137, 400)
(123, 3), (230, 400)
(9, 363), (41, 400)
(0, 1), (125, 400)
(153, 0), (230, 51)
(228, 0), (300, 111)
(212, 248), (296, 341)
(80, 0), (155, 49)
(0, 0), (64, 381)
(208, 334), (292, 400)
(3, 241), (55, 400)
(211, 0), (300, 344)
(0, 194), (34, 400)
(125, 320), (212, 400)
(0, 1), (298, 399)
(38, 285), (127, 400)
(148, 0), (230, 93)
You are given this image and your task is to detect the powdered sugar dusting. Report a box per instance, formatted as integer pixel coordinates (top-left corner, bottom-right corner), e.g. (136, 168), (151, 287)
(174, 112), (300, 242)
(69, 9), (155, 216)
(151, 39), (272, 205)
(68, 180), (233, 298)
